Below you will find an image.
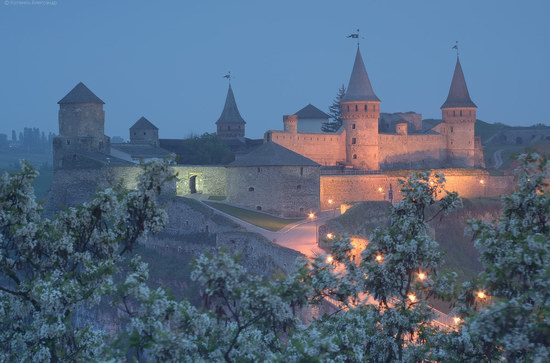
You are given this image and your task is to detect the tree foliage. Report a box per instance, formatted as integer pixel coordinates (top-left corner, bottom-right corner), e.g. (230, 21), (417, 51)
(322, 85), (346, 133)
(175, 133), (234, 165)
(434, 153), (550, 362)
(1, 155), (548, 362)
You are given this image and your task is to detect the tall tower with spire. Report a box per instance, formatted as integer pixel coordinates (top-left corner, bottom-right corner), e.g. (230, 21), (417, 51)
(216, 84), (246, 141)
(340, 47), (381, 170)
(441, 56), (477, 167)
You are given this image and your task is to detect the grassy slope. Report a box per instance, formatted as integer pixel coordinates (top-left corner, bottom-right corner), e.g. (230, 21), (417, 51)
(204, 201), (302, 232)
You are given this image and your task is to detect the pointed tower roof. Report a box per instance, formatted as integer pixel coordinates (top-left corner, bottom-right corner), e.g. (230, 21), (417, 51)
(441, 57), (477, 109)
(130, 117), (158, 130)
(58, 82), (105, 104)
(342, 47), (380, 102)
(216, 84), (246, 124)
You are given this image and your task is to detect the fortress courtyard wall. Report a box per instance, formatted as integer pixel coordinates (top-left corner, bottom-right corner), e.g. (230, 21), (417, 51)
(173, 166), (227, 196)
(378, 134), (447, 168)
(319, 170), (515, 210)
(47, 166), (178, 211)
(226, 165), (320, 217)
(269, 131), (346, 166)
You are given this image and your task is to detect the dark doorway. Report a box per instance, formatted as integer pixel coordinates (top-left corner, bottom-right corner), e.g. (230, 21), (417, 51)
(189, 175), (197, 194)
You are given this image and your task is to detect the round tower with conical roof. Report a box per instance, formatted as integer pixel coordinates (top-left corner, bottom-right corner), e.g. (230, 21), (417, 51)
(441, 56), (477, 167)
(216, 84), (246, 140)
(340, 47), (381, 170)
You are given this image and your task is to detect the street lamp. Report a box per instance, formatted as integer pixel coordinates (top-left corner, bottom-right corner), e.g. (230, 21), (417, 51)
(328, 198), (336, 217)
(309, 212), (318, 244)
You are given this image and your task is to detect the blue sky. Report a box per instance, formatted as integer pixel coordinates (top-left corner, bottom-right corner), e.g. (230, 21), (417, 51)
(1, 0), (549, 139)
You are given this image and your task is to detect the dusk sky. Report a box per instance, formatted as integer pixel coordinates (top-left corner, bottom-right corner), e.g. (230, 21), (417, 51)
(1, 0), (549, 140)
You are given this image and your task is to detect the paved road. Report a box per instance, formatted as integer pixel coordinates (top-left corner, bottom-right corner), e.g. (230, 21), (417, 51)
(199, 200), (334, 258)
(493, 149), (503, 169)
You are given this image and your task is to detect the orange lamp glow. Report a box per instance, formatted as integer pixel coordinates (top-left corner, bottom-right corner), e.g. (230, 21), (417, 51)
(375, 254), (384, 263)
(453, 316), (462, 325)
(326, 233), (334, 239)
(417, 272), (427, 281)
(326, 255), (334, 264)
(477, 291), (487, 299)
(408, 293), (417, 303)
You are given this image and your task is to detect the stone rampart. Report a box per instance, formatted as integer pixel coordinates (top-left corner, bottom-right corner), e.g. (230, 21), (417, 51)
(268, 131), (346, 166)
(320, 169), (515, 209)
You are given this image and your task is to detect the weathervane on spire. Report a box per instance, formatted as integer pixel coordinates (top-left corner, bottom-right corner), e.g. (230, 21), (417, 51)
(223, 71), (231, 83)
(347, 29), (361, 46)
(452, 41), (459, 57)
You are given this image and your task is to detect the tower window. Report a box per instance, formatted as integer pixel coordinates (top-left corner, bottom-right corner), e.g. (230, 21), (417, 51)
(460, 110), (463, 117)
(257, 167), (261, 172)
(256, 206), (262, 211)
(355, 104), (358, 112)
(300, 167), (304, 176)
(134, 132), (136, 135)
(352, 124), (356, 129)
(352, 138), (357, 144)
(364, 104), (368, 111)
(453, 110), (456, 117)
(143, 132), (146, 135)
(66, 140), (70, 145)
(248, 187), (254, 191)
(347, 105), (350, 112)
(297, 185), (301, 190)
(227, 126), (230, 130)
(451, 126), (454, 133)
(353, 154), (357, 159)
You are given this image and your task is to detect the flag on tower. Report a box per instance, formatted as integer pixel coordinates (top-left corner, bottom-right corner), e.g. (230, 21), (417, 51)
(347, 33), (359, 39)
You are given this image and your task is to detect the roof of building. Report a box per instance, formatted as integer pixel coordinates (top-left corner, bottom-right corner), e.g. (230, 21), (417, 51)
(216, 84), (246, 125)
(130, 117), (158, 130)
(229, 142), (319, 167)
(58, 82), (105, 105)
(294, 104), (330, 119)
(68, 150), (133, 166)
(111, 143), (172, 159)
(342, 47), (380, 102)
(441, 57), (477, 109)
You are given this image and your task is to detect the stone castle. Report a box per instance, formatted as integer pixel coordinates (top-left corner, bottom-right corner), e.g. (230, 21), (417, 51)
(267, 47), (484, 170)
(50, 47), (514, 218)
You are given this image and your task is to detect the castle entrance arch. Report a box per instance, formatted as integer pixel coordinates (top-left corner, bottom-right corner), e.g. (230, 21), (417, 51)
(189, 175), (197, 194)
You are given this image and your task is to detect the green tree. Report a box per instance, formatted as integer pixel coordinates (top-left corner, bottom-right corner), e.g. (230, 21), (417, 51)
(435, 153), (550, 362)
(176, 133), (234, 165)
(0, 161), (172, 362)
(322, 85), (345, 133)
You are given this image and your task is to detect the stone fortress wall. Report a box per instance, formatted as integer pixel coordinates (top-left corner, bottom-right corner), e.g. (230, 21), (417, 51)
(173, 166), (227, 196)
(378, 133), (447, 169)
(266, 130), (346, 166)
(226, 165), (320, 217)
(319, 170), (515, 210)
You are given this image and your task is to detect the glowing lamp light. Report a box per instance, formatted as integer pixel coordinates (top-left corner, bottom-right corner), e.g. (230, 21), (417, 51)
(326, 233), (334, 239)
(375, 254), (384, 263)
(453, 316), (462, 325)
(479, 179), (485, 185)
(308, 212), (315, 220)
(377, 187), (383, 192)
(477, 291), (488, 300)
(326, 255), (334, 264)
(408, 293), (417, 303)
(417, 272), (427, 281)
(328, 199), (334, 205)
(429, 180), (434, 186)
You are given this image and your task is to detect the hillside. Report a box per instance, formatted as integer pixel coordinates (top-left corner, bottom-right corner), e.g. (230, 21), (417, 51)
(323, 198), (503, 281)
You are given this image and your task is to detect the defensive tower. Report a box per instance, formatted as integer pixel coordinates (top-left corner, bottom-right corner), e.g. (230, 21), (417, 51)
(441, 56), (477, 167)
(340, 47), (381, 170)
